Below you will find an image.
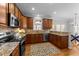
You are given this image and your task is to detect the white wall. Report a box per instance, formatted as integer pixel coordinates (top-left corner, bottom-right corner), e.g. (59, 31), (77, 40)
(51, 17), (69, 32)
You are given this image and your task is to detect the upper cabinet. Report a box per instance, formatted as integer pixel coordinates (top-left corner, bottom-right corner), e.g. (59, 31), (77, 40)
(0, 3), (8, 27)
(22, 16), (27, 28)
(0, 3), (27, 28)
(18, 10), (21, 20)
(27, 17), (33, 29)
(43, 18), (52, 29)
(15, 5), (19, 18)
(9, 3), (15, 14)
(8, 3), (27, 29)
(19, 15), (27, 29)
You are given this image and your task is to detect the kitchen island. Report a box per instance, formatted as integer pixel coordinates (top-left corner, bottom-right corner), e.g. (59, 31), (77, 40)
(0, 42), (19, 56)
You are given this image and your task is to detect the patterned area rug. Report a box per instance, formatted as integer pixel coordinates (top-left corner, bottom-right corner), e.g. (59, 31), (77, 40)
(30, 42), (61, 56)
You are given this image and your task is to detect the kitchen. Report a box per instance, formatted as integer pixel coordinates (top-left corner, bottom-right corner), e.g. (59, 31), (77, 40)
(0, 3), (79, 56)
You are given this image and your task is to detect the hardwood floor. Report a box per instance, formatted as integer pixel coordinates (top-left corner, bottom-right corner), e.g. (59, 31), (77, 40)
(24, 42), (79, 56)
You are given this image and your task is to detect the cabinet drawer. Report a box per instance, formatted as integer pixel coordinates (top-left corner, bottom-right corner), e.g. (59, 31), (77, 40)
(11, 45), (19, 56)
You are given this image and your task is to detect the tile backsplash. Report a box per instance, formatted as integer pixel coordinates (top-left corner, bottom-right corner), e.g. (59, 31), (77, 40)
(0, 27), (13, 32)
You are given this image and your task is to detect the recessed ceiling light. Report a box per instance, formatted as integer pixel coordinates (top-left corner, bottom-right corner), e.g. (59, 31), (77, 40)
(32, 7), (35, 11)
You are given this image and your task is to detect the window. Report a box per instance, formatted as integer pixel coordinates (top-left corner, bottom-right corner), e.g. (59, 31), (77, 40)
(56, 25), (61, 31)
(54, 24), (65, 32)
(33, 20), (42, 30)
(34, 24), (42, 30)
(60, 25), (65, 32)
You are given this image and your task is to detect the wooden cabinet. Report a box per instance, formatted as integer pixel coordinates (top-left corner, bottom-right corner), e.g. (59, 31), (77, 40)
(22, 16), (27, 28)
(25, 34), (33, 44)
(18, 10), (21, 20)
(11, 44), (19, 56)
(0, 3), (27, 28)
(27, 17), (33, 29)
(15, 5), (19, 18)
(20, 16), (27, 28)
(25, 34), (43, 44)
(19, 12), (22, 28)
(43, 18), (52, 29)
(34, 34), (43, 43)
(0, 3), (8, 27)
(9, 3), (15, 14)
(8, 3), (27, 28)
(48, 34), (68, 49)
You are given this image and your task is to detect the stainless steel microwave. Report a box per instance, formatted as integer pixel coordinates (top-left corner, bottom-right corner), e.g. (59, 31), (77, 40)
(7, 13), (19, 28)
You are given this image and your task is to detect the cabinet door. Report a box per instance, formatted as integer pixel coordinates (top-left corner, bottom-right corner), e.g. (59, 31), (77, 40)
(35, 34), (43, 43)
(56, 35), (61, 48)
(22, 16), (27, 28)
(43, 19), (47, 29)
(0, 3), (7, 27)
(48, 19), (52, 29)
(18, 11), (21, 20)
(25, 34), (32, 44)
(9, 3), (15, 14)
(15, 6), (19, 18)
(61, 36), (68, 49)
(53, 35), (57, 45)
(19, 13), (23, 28)
(43, 19), (52, 29)
(27, 17), (33, 29)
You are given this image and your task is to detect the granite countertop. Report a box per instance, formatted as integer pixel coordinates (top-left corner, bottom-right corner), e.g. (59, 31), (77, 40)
(50, 31), (69, 36)
(0, 42), (19, 56)
(26, 30), (49, 34)
(26, 31), (46, 34)
(26, 30), (69, 36)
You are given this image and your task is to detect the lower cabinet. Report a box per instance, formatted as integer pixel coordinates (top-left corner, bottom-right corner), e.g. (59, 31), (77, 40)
(48, 34), (68, 49)
(11, 44), (19, 56)
(25, 34), (43, 44)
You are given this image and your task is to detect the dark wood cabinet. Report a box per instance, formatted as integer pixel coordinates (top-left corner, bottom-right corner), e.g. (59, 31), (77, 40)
(11, 44), (19, 56)
(43, 18), (52, 29)
(27, 17), (33, 29)
(25, 34), (43, 44)
(48, 34), (68, 49)
(25, 34), (33, 44)
(34, 34), (43, 43)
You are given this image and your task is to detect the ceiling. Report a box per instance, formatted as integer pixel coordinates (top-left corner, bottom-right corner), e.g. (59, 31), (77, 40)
(16, 3), (79, 21)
